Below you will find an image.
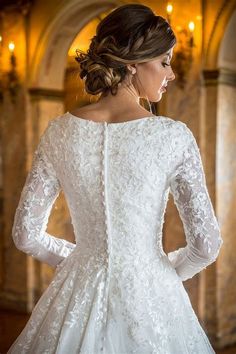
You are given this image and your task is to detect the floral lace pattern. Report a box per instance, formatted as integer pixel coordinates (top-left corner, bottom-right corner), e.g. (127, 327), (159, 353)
(167, 122), (223, 281)
(8, 112), (223, 353)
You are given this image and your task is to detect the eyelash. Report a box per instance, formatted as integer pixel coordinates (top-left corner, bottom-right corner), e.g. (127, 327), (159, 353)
(162, 62), (171, 67)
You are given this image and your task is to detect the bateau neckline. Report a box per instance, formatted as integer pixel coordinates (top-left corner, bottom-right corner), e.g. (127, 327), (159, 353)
(66, 111), (158, 125)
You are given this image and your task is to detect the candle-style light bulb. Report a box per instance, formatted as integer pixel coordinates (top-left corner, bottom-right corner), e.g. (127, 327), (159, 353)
(8, 41), (15, 53)
(166, 4), (173, 15)
(166, 3), (173, 24)
(188, 21), (195, 32)
(188, 22), (195, 48)
(8, 41), (17, 70)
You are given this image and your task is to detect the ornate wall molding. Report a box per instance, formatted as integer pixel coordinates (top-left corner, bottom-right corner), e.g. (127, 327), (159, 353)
(219, 68), (236, 86)
(29, 87), (65, 100)
(202, 68), (236, 86)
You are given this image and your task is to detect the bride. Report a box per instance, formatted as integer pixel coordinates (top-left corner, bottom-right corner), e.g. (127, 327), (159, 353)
(8, 3), (223, 353)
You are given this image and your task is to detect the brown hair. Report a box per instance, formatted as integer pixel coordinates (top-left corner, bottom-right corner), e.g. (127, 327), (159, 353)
(75, 4), (176, 97)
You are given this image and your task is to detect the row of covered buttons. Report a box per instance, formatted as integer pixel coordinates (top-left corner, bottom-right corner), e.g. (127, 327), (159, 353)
(101, 123), (110, 267)
(100, 123), (109, 352)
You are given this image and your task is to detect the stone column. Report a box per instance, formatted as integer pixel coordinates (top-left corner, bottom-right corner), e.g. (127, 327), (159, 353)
(0, 92), (3, 292)
(199, 69), (219, 344)
(200, 68), (236, 347)
(0, 87), (28, 312)
(216, 69), (236, 347)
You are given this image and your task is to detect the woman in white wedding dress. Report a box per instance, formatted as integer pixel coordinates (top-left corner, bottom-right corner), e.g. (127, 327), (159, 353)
(8, 3), (223, 354)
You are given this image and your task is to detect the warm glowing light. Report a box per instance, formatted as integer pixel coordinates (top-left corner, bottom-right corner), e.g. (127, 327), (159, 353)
(8, 41), (15, 53)
(188, 21), (195, 32)
(166, 4), (173, 15)
(0, 35), (2, 42)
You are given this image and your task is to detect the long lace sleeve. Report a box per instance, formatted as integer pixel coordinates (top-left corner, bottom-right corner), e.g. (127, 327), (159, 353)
(12, 120), (76, 267)
(167, 123), (223, 281)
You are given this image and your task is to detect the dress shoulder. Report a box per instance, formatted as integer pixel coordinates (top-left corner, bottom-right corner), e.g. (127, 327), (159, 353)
(158, 116), (190, 135)
(35, 114), (68, 174)
(163, 118), (195, 151)
(159, 117), (199, 181)
(39, 114), (69, 144)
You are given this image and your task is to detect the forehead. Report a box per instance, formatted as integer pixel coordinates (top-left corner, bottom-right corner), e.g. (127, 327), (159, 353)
(141, 48), (174, 65)
(149, 50), (173, 62)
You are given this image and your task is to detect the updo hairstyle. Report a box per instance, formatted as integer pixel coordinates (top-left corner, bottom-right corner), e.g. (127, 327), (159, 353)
(75, 4), (176, 96)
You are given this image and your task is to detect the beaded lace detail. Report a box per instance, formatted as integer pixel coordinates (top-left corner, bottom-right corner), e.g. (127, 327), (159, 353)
(9, 112), (223, 354)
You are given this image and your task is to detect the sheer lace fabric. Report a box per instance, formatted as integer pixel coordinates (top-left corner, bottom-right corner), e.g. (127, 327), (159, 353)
(8, 113), (223, 354)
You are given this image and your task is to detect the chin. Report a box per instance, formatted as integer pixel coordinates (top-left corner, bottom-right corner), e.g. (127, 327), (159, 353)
(149, 93), (162, 103)
(141, 91), (162, 103)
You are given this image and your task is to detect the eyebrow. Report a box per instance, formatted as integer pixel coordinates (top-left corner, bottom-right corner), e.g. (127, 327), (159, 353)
(163, 53), (172, 60)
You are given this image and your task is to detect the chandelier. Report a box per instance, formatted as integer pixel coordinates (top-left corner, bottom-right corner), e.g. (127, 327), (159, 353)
(166, 2), (198, 89)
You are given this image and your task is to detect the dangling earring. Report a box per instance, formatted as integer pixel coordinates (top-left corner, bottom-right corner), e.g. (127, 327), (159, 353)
(128, 65), (153, 115)
(132, 67), (153, 115)
(145, 95), (153, 114)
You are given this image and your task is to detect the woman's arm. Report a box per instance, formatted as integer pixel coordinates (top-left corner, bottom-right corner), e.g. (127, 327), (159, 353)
(12, 120), (76, 267)
(167, 123), (223, 281)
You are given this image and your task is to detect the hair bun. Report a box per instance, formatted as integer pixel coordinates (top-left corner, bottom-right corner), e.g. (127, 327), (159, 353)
(75, 47), (124, 96)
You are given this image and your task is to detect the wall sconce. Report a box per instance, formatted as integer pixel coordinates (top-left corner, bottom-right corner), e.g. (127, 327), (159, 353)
(0, 38), (20, 103)
(166, 2), (196, 89)
(8, 41), (20, 102)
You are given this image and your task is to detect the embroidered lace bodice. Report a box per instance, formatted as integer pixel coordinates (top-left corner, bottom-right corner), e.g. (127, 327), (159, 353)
(9, 112), (223, 354)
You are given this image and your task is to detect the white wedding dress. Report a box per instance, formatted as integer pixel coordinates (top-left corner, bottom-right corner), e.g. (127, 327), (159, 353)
(8, 112), (223, 354)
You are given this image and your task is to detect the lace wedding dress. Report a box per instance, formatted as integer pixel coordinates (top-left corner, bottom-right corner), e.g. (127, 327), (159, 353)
(8, 112), (223, 354)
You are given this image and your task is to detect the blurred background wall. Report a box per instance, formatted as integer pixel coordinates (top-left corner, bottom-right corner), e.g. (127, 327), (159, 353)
(0, 0), (235, 352)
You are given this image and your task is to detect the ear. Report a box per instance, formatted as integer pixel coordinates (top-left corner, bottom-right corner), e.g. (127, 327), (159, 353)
(127, 64), (136, 75)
